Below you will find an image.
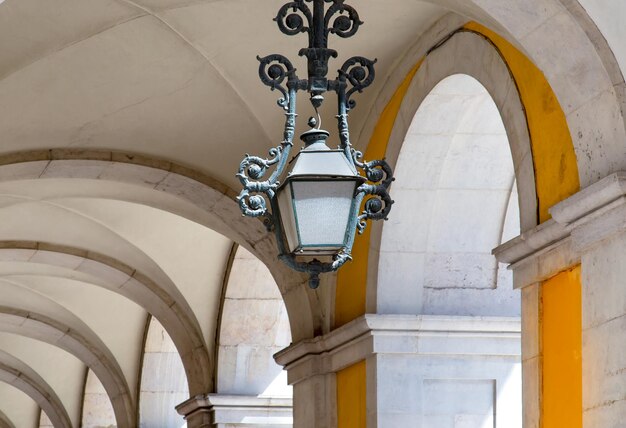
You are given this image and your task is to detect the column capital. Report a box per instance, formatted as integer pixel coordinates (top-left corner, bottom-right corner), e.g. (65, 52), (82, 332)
(275, 314), (520, 385)
(176, 394), (293, 427)
(493, 172), (626, 287)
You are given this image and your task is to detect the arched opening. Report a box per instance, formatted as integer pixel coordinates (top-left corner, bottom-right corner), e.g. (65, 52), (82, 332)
(380, 74), (520, 316)
(378, 74), (522, 426)
(203, 246), (293, 426)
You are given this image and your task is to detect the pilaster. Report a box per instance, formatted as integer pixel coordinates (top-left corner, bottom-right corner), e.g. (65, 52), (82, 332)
(494, 172), (626, 427)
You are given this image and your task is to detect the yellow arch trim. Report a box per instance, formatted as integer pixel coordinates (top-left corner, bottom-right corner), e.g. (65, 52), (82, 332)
(465, 22), (580, 222)
(335, 60), (422, 328)
(335, 23), (580, 428)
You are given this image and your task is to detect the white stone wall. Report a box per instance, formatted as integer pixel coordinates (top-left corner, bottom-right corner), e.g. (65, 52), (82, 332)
(82, 370), (116, 428)
(372, 354), (521, 428)
(379, 74), (520, 317)
(217, 247), (292, 398)
(140, 317), (188, 428)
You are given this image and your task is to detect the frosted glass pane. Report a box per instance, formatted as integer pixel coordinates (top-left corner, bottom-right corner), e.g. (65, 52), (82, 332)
(292, 181), (356, 248)
(277, 186), (299, 253)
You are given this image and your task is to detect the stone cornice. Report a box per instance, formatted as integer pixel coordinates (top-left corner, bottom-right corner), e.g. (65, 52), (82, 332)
(176, 394), (293, 423)
(492, 219), (568, 265)
(274, 314), (520, 385)
(493, 172), (626, 287)
(550, 172), (626, 226)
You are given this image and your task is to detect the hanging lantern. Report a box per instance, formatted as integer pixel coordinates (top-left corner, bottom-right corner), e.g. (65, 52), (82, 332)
(276, 128), (366, 256)
(236, 0), (394, 288)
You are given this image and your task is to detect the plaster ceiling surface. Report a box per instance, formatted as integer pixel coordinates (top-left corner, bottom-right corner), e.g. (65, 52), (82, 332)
(0, 333), (85, 426)
(0, 381), (39, 427)
(0, 0), (447, 191)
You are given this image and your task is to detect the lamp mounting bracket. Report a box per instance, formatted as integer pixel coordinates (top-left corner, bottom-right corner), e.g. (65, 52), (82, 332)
(259, 0), (376, 111)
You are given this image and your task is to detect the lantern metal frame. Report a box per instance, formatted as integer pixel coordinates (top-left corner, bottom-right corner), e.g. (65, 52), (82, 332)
(236, 0), (394, 288)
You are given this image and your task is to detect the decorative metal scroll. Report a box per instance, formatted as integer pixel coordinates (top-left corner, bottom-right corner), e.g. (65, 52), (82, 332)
(236, 0), (395, 288)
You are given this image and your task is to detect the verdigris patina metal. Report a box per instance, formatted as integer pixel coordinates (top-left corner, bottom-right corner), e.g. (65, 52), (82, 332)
(237, 0), (394, 288)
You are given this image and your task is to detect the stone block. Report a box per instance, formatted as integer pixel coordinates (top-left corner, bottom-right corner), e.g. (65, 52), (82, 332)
(40, 160), (111, 179)
(220, 299), (287, 347)
(379, 189), (436, 253)
(427, 189), (510, 253)
(217, 345), (286, 395)
(437, 134), (512, 190)
(424, 252), (497, 290)
(141, 353), (187, 392)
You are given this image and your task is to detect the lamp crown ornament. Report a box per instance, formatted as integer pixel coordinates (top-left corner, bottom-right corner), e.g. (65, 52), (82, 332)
(236, 0), (394, 289)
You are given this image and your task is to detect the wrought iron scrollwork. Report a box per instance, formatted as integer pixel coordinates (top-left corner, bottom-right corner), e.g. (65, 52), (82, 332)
(338, 56), (377, 110)
(352, 150), (395, 234)
(275, 1), (312, 37)
(238, 0), (395, 288)
(257, 54), (301, 109)
(325, 1), (362, 38)
(236, 84), (298, 228)
(236, 147), (281, 216)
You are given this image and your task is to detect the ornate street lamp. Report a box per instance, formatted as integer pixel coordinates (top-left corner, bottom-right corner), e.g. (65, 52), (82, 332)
(237, 0), (394, 288)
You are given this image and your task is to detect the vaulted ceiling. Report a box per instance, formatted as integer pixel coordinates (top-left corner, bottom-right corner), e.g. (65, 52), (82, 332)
(5, 0), (622, 425)
(0, 0), (451, 425)
(0, 0), (448, 189)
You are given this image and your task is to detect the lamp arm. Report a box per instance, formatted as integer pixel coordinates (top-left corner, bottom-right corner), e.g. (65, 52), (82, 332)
(336, 88), (354, 163)
(236, 87), (298, 227)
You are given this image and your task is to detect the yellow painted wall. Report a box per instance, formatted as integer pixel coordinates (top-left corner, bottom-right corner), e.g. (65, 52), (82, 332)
(336, 361), (367, 428)
(334, 23), (581, 428)
(464, 23), (580, 222)
(541, 267), (582, 428)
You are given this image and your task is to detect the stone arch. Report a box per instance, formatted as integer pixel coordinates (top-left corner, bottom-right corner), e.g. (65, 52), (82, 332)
(366, 30), (536, 312)
(416, 1), (626, 184)
(0, 281), (134, 428)
(0, 409), (15, 428)
(378, 73), (521, 315)
(0, 350), (72, 428)
(0, 241), (210, 397)
(0, 151), (319, 340)
(557, 0), (626, 95)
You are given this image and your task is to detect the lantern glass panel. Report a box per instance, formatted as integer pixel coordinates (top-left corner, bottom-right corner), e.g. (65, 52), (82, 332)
(278, 179), (359, 254)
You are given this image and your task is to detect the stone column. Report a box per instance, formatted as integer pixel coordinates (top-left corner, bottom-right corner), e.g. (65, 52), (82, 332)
(176, 394), (293, 427)
(551, 173), (626, 427)
(275, 314), (521, 428)
(495, 172), (626, 428)
(494, 217), (576, 428)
